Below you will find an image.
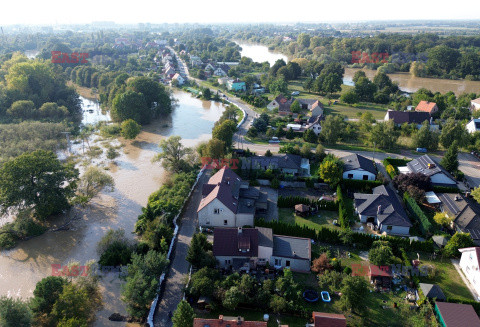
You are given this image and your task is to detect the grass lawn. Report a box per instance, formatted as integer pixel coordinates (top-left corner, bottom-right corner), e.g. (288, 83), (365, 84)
(278, 208), (341, 232)
(419, 258), (474, 302)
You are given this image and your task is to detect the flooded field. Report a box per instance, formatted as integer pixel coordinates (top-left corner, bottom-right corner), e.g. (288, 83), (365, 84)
(0, 90), (225, 326)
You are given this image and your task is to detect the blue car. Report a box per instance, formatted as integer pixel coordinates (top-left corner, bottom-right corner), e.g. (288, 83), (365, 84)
(416, 148), (427, 153)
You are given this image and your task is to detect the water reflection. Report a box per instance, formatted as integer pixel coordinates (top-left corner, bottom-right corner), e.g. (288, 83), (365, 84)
(236, 42), (289, 66)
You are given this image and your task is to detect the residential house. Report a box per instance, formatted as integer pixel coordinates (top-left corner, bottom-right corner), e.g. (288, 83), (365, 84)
(227, 79), (246, 92)
(213, 227), (311, 272)
(217, 77), (229, 85)
(367, 265), (393, 290)
(341, 154), (377, 181)
(310, 101), (324, 118)
(438, 193), (480, 245)
(459, 247), (480, 298)
(190, 55), (203, 67)
(305, 116), (322, 135)
(297, 98), (319, 110)
(354, 185), (412, 235)
(404, 155), (457, 187)
(309, 312), (346, 327)
(204, 63), (216, 72)
(415, 101), (439, 115)
(467, 119), (480, 134)
(213, 64), (230, 77)
(384, 109), (431, 127)
(197, 167), (266, 228)
(267, 95), (293, 115)
(434, 301), (480, 327)
(418, 283), (446, 302)
(241, 154), (310, 176)
(194, 316), (267, 327)
(252, 83), (266, 95)
(471, 98), (480, 111)
(163, 66), (176, 79)
(171, 73), (185, 86)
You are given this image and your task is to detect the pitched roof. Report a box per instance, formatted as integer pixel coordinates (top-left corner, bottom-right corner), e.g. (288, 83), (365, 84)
(272, 235), (311, 260)
(194, 317), (267, 327)
(415, 101), (438, 114)
(472, 98), (480, 105)
(198, 167), (243, 214)
(435, 302), (480, 327)
(313, 312), (347, 327)
(419, 283), (446, 301)
(341, 154), (377, 175)
(255, 227), (273, 248)
(385, 110), (430, 125)
(407, 155), (454, 180)
(354, 185), (412, 227)
(438, 193), (480, 236)
(242, 154), (304, 171)
(297, 98), (319, 106)
(213, 228), (259, 257)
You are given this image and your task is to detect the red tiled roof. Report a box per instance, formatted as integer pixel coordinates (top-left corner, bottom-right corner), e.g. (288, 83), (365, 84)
(435, 302), (480, 327)
(415, 100), (438, 114)
(198, 167), (242, 213)
(313, 312), (347, 327)
(194, 317), (267, 327)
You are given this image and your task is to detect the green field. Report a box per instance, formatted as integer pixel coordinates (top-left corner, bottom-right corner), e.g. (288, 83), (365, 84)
(278, 208), (341, 232)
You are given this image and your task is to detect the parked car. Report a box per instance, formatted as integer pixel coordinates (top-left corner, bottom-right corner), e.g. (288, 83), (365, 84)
(416, 148), (428, 153)
(291, 91), (300, 96)
(269, 137), (280, 143)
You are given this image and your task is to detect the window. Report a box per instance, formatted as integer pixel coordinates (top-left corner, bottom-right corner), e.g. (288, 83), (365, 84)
(347, 173), (353, 179)
(387, 226), (393, 231)
(275, 258), (282, 266)
(363, 175), (369, 180)
(206, 219), (210, 225)
(286, 260), (291, 267)
(214, 209), (220, 214)
(225, 260), (231, 265)
(224, 220), (228, 226)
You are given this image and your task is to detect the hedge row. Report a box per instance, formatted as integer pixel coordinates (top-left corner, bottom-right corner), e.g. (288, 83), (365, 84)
(383, 157), (412, 168)
(404, 192), (433, 236)
(432, 185), (460, 193)
(445, 298), (480, 316)
(385, 164), (397, 179)
(337, 185), (355, 229)
(255, 218), (434, 253)
(277, 195), (338, 211)
(341, 178), (383, 193)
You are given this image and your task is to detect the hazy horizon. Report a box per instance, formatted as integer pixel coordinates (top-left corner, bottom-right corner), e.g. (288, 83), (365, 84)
(2, 0), (480, 26)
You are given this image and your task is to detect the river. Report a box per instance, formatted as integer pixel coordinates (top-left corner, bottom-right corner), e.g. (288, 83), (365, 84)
(0, 90), (225, 326)
(235, 42), (480, 95)
(236, 41), (288, 66)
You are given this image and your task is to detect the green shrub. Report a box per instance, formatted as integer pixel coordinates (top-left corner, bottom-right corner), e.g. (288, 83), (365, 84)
(432, 185), (460, 193)
(99, 241), (133, 266)
(100, 124), (121, 137)
(385, 164), (396, 179)
(0, 232), (17, 249)
(403, 193), (432, 235)
(341, 179), (383, 193)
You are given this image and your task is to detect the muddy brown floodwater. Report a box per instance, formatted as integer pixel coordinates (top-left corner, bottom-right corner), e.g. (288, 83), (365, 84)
(344, 67), (480, 95)
(0, 90), (225, 326)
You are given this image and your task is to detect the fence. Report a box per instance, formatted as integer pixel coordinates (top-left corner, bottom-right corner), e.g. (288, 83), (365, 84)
(147, 167), (205, 326)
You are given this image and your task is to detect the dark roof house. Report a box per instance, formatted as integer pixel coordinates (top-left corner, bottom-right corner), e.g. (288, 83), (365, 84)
(213, 227), (259, 258)
(194, 316), (267, 327)
(384, 109), (431, 125)
(419, 283), (446, 301)
(273, 235), (311, 261)
(406, 155), (457, 187)
(241, 154), (310, 176)
(312, 312), (347, 327)
(435, 302), (480, 327)
(342, 154), (377, 175)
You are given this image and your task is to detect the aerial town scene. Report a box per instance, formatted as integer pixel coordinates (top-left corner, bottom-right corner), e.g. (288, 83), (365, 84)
(1, 1), (480, 327)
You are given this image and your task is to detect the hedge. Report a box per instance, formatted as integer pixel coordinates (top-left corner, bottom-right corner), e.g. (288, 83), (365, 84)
(341, 178), (383, 193)
(255, 219), (435, 253)
(337, 185), (355, 230)
(404, 192), (433, 236)
(277, 195), (338, 211)
(432, 185), (460, 193)
(385, 164), (397, 179)
(383, 157), (412, 169)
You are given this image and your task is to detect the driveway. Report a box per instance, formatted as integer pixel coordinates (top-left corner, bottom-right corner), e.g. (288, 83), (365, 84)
(153, 171), (210, 327)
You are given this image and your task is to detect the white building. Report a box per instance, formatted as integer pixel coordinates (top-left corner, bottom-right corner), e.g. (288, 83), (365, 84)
(172, 73), (185, 86)
(459, 247), (480, 299)
(467, 119), (480, 134)
(341, 154), (377, 181)
(471, 98), (480, 111)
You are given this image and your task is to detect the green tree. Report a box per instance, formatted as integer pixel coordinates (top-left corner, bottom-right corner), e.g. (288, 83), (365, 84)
(340, 90), (358, 104)
(212, 120), (237, 148)
(223, 286), (243, 310)
(444, 232), (475, 257)
(268, 78), (288, 95)
(285, 127), (295, 140)
(319, 155), (343, 186)
(354, 77), (377, 102)
(7, 100), (36, 119)
(352, 71), (367, 84)
(412, 121), (439, 151)
(121, 119), (141, 140)
(30, 276), (69, 319)
(202, 138), (225, 159)
(154, 136), (192, 173)
(50, 283), (92, 325)
(77, 166), (114, 203)
(0, 296), (33, 327)
(290, 100), (301, 113)
(340, 276), (369, 314)
(433, 212), (452, 227)
(172, 300), (195, 327)
(472, 187), (480, 205)
(297, 33), (311, 48)
(368, 245), (395, 265)
(0, 150), (78, 220)
(303, 129), (317, 143)
(441, 141), (459, 173)
(440, 118), (467, 148)
(127, 76), (172, 116)
(270, 295), (287, 313)
(303, 77), (314, 93)
(111, 90), (149, 124)
(369, 121), (398, 150)
(320, 115), (345, 144)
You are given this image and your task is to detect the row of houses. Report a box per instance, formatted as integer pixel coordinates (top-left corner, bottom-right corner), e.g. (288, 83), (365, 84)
(267, 95), (324, 117)
(157, 49), (185, 85)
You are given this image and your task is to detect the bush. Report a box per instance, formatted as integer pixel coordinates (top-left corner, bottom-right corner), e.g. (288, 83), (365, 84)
(341, 179), (383, 193)
(403, 193), (432, 235)
(0, 232), (17, 249)
(432, 185), (460, 193)
(100, 124), (121, 137)
(385, 164), (396, 179)
(98, 241), (133, 266)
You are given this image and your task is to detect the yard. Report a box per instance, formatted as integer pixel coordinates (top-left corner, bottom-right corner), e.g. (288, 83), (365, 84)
(278, 208), (341, 232)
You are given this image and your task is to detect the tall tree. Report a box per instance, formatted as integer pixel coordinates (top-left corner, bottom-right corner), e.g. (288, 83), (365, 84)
(0, 150), (78, 220)
(111, 90), (149, 124)
(320, 115), (345, 144)
(441, 141), (459, 173)
(0, 296), (33, 327)
(212, 120), (237, 148)
(340, 276), (369, 314)
(319, 155), (343, 186)
(154, 136), (192, 173)
(440, 118), (467, 148)
(412, 121), (439, 151)
(172, 300), (195, 327)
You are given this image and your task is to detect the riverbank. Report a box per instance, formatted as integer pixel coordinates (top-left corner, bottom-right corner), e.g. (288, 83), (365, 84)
(68, 81), (99, 100)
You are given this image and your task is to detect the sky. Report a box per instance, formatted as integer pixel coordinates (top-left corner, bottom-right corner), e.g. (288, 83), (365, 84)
(1, 0), (479, 25)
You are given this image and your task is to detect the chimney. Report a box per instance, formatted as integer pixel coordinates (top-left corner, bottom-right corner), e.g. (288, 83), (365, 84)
(237, 316), (242, 325)
(377, 205), (382, 215)
(219, 315), (224, 323)
(238, 227), (242, 235)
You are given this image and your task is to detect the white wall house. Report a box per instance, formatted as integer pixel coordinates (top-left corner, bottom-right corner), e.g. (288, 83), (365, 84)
(467, 119), (480, 134)
(198, 198), (238, 227)
(343, 169), (376, 181)
(341, 154), (377, 181)
(471, 98), (480, 111)
(459, 247), (480, 298)
(267, 99), (280, 110)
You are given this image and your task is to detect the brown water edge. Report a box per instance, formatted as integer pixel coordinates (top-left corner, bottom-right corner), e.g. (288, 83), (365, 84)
(0, 91), (225, 327)
(344, 67), (480, 95)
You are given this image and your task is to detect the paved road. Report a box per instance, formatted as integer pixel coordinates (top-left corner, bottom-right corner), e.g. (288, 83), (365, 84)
(153, 172), (210, 327)
(458, 152), (480, 189)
